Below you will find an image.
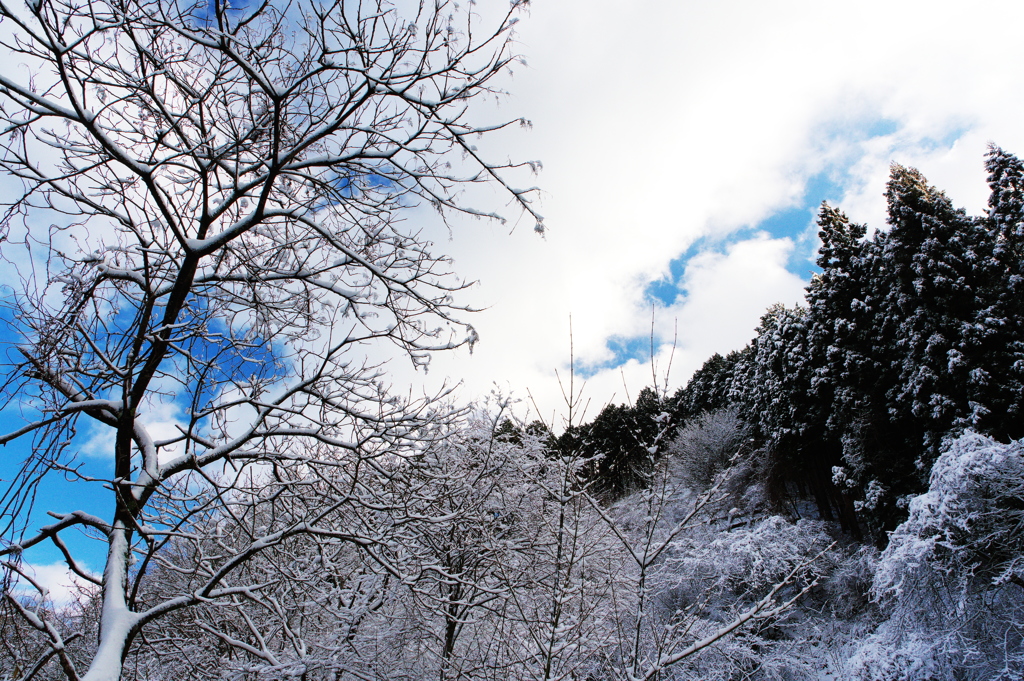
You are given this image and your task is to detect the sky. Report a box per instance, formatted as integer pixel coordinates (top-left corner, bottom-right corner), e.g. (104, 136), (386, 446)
(9, 0), (1024, 598)
(405, 0), (1024, 426)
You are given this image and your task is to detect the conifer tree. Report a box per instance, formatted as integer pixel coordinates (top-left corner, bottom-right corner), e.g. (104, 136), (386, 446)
(669, 350), (745, 425)
(802, 204), (875, 533)
(801, 166), (994, 535)
(879, 166), (988, 448)
(581, 386), (665, 497)
(733, 305), (858, 530)
(806, 203), (871, 436)
(976, 146), (1024, 440)
(679, 147), (1024, 541)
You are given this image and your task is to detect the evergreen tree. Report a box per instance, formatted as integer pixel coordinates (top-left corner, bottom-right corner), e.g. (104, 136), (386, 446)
(802, 204), (877, 534)
(580, 386), (665, 497)
(724, 153), (1024, 539)
(877, 164), (989, 455)
(817, 165), (994, 536)
(732, 304), (859, 532)
(975, 146), (1024, 440)
(806, 202), (872, 437)
(801, 165), (997, 536)
(579, 148), (1024, 543)
(669, 350), (745, 425)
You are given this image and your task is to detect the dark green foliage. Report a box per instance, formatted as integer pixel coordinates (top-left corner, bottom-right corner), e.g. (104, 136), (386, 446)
(583, 403), (643, 495)
(806, 202), (872, 437)
(495, 418), (552, 447)
(556, 386), (669, 498)
(876, 165), (990, 452)
(578, 386), (665, 497)
(800, 173), (990, 534)
(732, 305), (855, 532)
(567, 148), (1024, 540)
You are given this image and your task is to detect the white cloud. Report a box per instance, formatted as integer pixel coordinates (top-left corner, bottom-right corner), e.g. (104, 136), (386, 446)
(12, 561), (96, 608)
(395, 0), (1024, 424)
(79, 396), (187, 463)
(547, 234), (806, 417)
(664, 235), (807, 364)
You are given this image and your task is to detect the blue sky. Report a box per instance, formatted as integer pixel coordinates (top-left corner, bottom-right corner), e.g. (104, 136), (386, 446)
(0, 416), (112, 568)
(590, 143), (873, 375)
(0, 299), (286, 572)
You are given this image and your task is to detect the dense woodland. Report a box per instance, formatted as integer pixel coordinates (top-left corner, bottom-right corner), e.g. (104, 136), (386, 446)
(6, 151), (1024, 680)
(0, 0), (1021, 676)
(566, 147), (1024, 532)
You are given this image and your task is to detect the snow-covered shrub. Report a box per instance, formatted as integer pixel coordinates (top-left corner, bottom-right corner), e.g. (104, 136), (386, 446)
(848, 431), (1024, 680)
(667, 408), (749, 491)
(662, 517), (833, 612)
(818, 543), (878, 620)
(648, 516), (837, 680)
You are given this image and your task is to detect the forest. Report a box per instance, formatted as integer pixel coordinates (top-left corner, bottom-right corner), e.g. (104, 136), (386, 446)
(0, 0), (1021, 679)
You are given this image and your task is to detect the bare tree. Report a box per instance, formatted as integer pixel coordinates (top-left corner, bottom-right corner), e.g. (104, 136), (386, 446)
(128, 466), (401, 681)
(563, 353), (830, 681)
(393, 405), (543, 681)
(593, 459), (832, 681)
(0, 0), (538, 678)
